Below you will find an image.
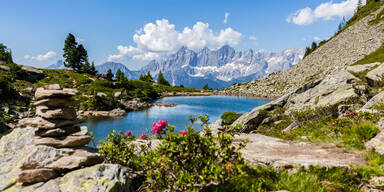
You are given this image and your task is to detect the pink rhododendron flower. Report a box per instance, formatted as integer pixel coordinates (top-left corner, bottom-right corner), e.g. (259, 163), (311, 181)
(125, 131), (132, 137)
(159, 120), (168, 127)
(140, 133), (147, 139)
(179, 129), (187, 136)
(330, 125), (335, 129)
(353, 111), (358, 115)
(152, 122), (163, 134)
(337, 117), (341, 121)
(162, 154), (166, 158)
(345, 110), (350, 115)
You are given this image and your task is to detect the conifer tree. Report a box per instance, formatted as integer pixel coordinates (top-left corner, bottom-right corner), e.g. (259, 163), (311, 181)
(146, 72), (153, 82)
(115, 69), (122, 81)
(157, 70), (170, 86)
(90, 61), (97, 75)
(63, 33), (79, 70)
(357, 0), (363, 10)
(0, 43), (13, 63)
(106, 69), (114, 81)
(63, 33), (89, 72)
(203, 83), (209, 90)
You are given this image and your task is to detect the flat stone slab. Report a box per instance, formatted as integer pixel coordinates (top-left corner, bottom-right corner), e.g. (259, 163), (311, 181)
(365, 63), (384, 86)
(34, 135), (91, 148)
(347, 63), (378, 74)
(8, 164), (131, 192)
(21, 146), (103, 171)
(36, 106), (77, 120)
(35, 126), (81, 137)
(366, 130), (384, 155)
(18, 168), (58, 184)
(363, 91), (384, 109)
(17, 117), (82, 129)
(35, 88), (78, 100)
(33, 98), (80, 108)
(237, 134), (365, 168)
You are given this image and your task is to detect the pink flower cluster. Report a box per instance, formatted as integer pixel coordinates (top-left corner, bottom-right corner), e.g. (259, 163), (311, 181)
(152, 120), (169, 134)
(179, 129), (187, 136)
(345, 110), (350, 115)
(140, 133), (147, 139)
(124, 131), (132, 137)
(344, 110), (358, 115)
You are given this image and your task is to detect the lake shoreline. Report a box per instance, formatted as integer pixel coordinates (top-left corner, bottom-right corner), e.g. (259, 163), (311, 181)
(85, 95), (271, 142)
(216, 91), (279, 100)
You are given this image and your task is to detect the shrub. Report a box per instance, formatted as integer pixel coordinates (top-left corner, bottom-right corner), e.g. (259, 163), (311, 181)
(221, 112), (243, 125)
(99, 115), (247, 191)
(0, 76), (15, 100)
(81, 95), (121, 111)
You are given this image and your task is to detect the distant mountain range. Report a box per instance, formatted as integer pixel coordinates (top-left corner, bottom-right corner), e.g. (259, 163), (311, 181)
(46, 45), (304, 89)
(46, 60), (66, 69)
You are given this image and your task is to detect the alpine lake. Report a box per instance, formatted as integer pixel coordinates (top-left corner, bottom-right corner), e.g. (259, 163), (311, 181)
(85, 95), (270, 143)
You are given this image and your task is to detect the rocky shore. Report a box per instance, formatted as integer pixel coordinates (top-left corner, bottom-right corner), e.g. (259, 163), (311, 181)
(161, 91), (213, 97)
(0, 84), (131, 191)
(77, 100), (179, 118)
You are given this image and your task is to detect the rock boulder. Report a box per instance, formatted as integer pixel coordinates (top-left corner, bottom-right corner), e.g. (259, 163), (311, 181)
(365, 63), (384, 86)
(34, 135), (92, 148)
(17, 117), (83, 129)
(36, 106), (77, 120)
(35, 88), (78, 100)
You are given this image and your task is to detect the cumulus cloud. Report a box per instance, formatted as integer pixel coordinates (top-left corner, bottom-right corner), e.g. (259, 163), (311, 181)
(108, 19), (242, 62)
(24, 51), (57, 61)
(224, 12), (229, 24)
(313, 36), (322, 41)
(249, 36), (257, 41)
(286, 0), (366, 25)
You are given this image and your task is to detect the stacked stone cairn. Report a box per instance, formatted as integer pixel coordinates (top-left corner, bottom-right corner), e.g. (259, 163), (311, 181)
(16, 84), (103, 184)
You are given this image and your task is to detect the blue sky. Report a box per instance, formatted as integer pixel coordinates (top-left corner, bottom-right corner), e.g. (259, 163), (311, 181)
(0, 0), (363, 69)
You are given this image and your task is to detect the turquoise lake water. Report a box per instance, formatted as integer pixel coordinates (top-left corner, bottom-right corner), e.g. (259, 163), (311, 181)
(86, 95), (270, 143)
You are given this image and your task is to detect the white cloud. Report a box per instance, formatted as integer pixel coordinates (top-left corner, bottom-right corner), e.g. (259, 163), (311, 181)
(24, 51), (57, 61)
(249, 36), (257, 41)
(108, 19), (242, 62)
(313, 36), (322, 41)
(286, 0), (366, 25)
(224, 12), (229, 24)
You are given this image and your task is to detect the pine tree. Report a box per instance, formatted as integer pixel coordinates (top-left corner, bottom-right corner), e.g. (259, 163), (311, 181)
(303, 47), (311, 58)
(0, 44), (13, 63)
(63, 33), (90, 72)
(77, 44), (88, 72)
(115, 69), (122, 81)
(146, 72), (153, 82)
(357, 0), (363, 10)
(81, 60), (91, 73)
(203, 83), (209, 90)
(157, 70), (170, 86)
(106, 69), (114, 81)
(90, 61), (97, 75)
(120, 72), (126, 82)
(139, 74), (144, 81)
(7, 49), (13, 64)
(311, 42), (317, 51)
(63, 33), (78, 70)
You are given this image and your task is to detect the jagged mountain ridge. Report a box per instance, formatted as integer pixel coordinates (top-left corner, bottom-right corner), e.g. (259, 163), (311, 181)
(140, 45), (304, 89)
(46, 45), (304, 89)
(46, 60), (67, 69)
(95, 62), (141, 80)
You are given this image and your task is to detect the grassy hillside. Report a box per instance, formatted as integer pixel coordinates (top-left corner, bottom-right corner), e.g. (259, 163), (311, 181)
(0, 63), (210, 128)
